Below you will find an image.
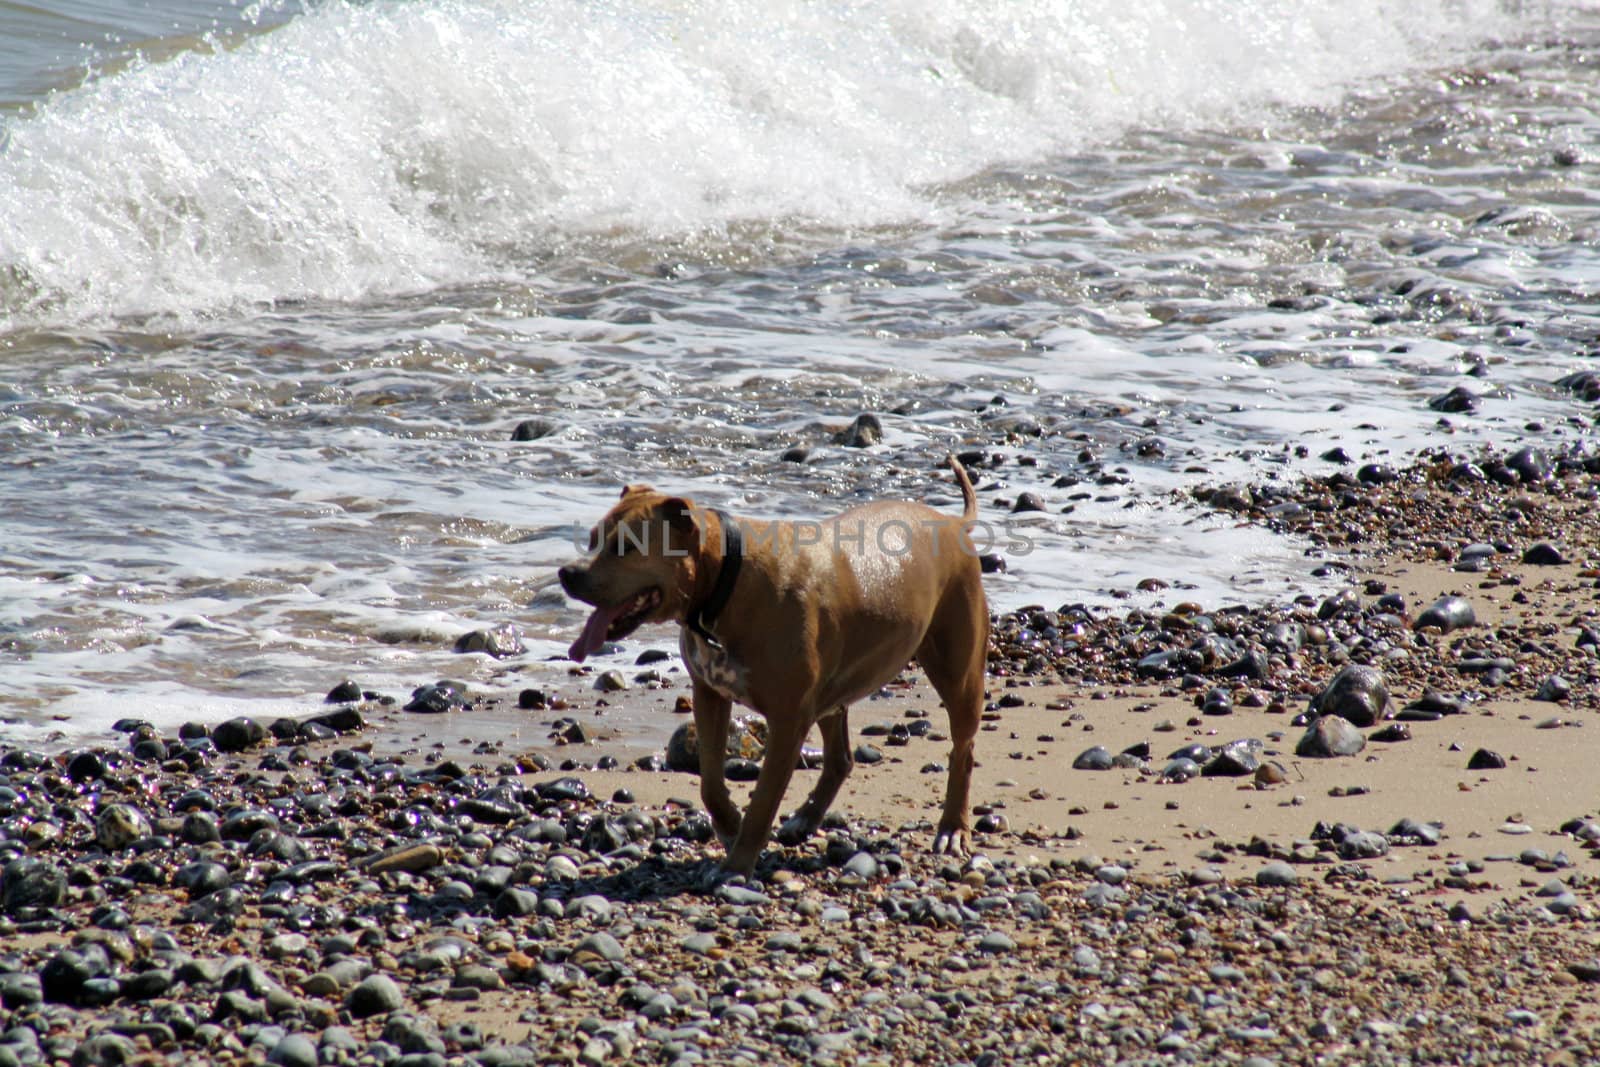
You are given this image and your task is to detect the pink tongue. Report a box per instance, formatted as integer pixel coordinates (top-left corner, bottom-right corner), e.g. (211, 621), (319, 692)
(568, 600), (631, 663)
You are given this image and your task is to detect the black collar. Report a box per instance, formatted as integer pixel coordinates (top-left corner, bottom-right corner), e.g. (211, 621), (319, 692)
(686, 508), (741, 646)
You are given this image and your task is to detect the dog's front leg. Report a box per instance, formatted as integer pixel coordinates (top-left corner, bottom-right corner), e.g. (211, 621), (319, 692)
(776, 705), (852, 845)
(691, 680), (742, 846)
(721, 711), (808, 875)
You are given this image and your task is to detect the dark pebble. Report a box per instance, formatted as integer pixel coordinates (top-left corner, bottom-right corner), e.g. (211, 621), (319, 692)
(1317, 588), (1361, 621)
(1217, 650), (1268, 680)
(1523, 542), (1567, 566)
(174, 862), (231, 898)
(836, 413), (882, 448)
(1506, 446), (1553, 483)
(1072, 746), (1113, 771)
(346, 974), (405, 1018)
(1, 857), (65, 914)
(404, 684), (463, 714)
(510, 417), (559, 441)
(1467, 748), (1507, 770)
(325, 680), (363, 703)
(1309, 664), (1390, 727)
(1202, 742), (1260, 777)
(1428, 385), (1480, 414)
(211, 717), (269, 753)
(536, 777), (590, 803)
(304, 706), (363, 734)
(65, 750), (106, 782)
(1357, 463), (1398, 485)
(724, 759), (760, 782)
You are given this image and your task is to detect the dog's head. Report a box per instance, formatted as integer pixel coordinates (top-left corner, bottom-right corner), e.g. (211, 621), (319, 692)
(557, 485), (704, 662)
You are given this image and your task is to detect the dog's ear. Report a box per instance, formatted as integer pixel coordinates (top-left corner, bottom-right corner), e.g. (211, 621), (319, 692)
(619, 483), (654, 499)
(657, 497), (698, 530)
(652, 495), (704, 547)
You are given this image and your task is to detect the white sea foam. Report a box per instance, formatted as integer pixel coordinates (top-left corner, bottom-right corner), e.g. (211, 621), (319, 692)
(0, 0), (1523, 326)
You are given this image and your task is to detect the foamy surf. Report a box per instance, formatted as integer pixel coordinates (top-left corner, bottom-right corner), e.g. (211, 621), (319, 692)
(0, 0), (1519, 327)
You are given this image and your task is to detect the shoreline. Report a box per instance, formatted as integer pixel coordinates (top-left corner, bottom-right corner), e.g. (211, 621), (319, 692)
(3, 443), (1600, 1063)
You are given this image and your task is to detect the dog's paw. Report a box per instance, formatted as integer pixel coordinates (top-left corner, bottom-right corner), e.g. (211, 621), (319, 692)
(931, 827), (969, 857)
(696, 863), (741, 893)
(774, 813), (816, 846)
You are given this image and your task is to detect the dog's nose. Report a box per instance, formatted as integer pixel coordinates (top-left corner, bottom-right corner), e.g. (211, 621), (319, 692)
(557, 564), (583, 594)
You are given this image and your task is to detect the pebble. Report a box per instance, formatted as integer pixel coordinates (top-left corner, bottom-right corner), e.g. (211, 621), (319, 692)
(1161, 758), (1201, 783)
(268, 1034), (319, 1067)
(1, 858), (65, 914)
(1414, 595), (1476, 634)
(1467, 749), (1507, 770)
(1308, 664), (1390, 727)
(835, 413), (882, 448)
(1295, 716), (1366, 759)
(1255, 862), (1298, 887)
(1071, 745), (1113, 771)
(1534, 675), (1571, 703)
(1522, 542), (1567, 565)
(1202, 741), (1260, 777)
(0, 447), (1596, 1067)
(346, 974), (405, 1018)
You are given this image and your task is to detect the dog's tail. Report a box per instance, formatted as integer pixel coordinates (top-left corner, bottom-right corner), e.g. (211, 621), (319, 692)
(945, 453), (978, 524)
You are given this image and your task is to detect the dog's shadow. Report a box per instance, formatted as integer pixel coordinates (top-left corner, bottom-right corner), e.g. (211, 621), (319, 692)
(547, 851), (829, 906)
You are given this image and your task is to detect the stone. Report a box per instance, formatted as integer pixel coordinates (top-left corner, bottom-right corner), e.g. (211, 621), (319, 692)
(1295, 716), (1366, 758)
(1414, 595), (1476, 634)
(268, 1034), (319, 1067)
(1, 857), (65, 914)
(211, 717), (269, 752)
(572, 933), (625, 964)
(346, 974), (405, 1018)
(454, 624), (526, 658)
(1202, 741), (1260, 778)
(1256, 862), (1298, 887)
(1467, 749), (1507, 770)
(1522, 542), (1567, 566)
(1534, 675), (1571, 703)
(1072, 745), (1113, 771)
(1309, 665), (1390, 727)
(835, 413), (883, 448)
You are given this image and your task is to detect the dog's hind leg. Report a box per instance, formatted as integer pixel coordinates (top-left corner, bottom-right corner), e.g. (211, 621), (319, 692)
(916, 585), (987, 856)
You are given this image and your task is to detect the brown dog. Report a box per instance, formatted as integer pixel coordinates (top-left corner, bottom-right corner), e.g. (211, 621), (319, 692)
(557, 456), (987, 875)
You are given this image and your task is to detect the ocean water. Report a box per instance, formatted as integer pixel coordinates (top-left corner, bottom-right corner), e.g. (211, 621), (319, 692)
(1, 0), (1596, 745)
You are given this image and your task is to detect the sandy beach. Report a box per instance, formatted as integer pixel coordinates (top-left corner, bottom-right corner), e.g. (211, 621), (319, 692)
(3, 445), (1600, 1065)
